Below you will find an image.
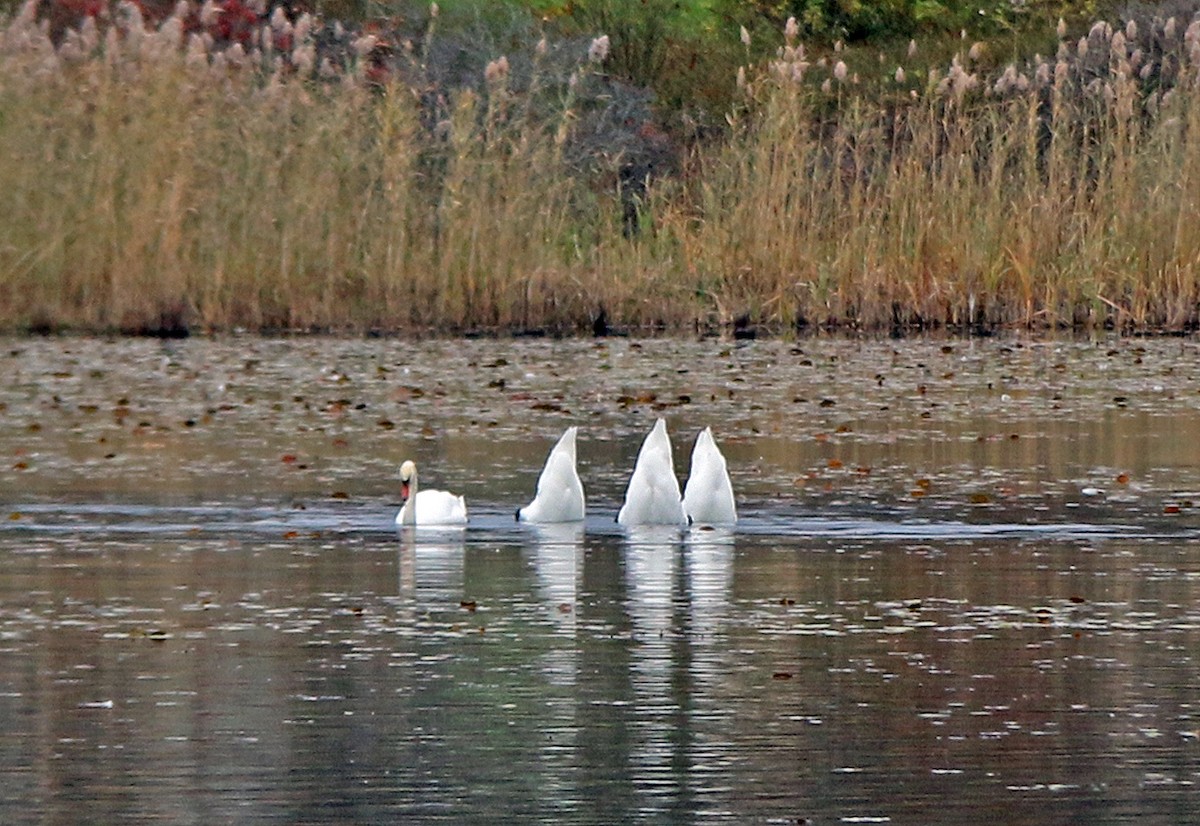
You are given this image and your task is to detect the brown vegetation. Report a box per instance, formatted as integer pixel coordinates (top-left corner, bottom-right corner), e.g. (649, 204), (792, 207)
(2, 0), (1199, 336)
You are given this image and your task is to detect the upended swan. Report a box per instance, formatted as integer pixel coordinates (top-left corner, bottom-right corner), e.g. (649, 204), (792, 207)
(517, 426), (586, 523)
(617, 418), (688, 526)
(394, 460), (468, 527)
(682, 427), (737, 525)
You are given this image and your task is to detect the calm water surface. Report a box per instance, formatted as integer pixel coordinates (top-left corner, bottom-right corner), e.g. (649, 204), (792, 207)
(2, 336), (1200, 823)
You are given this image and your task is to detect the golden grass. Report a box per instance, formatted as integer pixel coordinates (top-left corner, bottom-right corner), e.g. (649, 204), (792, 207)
(2, 2), (1199, 335)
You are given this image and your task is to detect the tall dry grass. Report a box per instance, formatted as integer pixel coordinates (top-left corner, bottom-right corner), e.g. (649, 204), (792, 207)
(2, 1), (1200, 335)
(0, 1), (628, 334)
(676, 17), (1200, 332)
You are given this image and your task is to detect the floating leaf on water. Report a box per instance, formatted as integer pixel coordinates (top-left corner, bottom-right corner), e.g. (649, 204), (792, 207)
(915, 478), (932, 489)
(27, 423), (41, 432)
(779, 597), (796, 606)
(1068, 596), (1086, 604)
(377, 419), (395, 429)
(330, 491), (349, 500)
(8, 512), (21, 520)
(281, 454), (298, 464)
(460, 600), (477, 612)
(968, 492), (992, 505)
(819, 398), (836, 407)
(827, 459), (843, 470)
(1164, 504), (1182, 514)
(1115, 472), (1130, 484)
(12, 461), (28, 470)
(283, 530), (300, 539)
(855, 466), (872, 475)
(331, 438), (349, 448)
(771, 671), (794, 681)
(557, 603), (573, 614)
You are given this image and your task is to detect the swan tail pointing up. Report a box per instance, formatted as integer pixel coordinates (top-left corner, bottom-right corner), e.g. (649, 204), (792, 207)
(617, 418), (687, 527)
(682, 426), (737, 525)
(518, 427), (586, 523)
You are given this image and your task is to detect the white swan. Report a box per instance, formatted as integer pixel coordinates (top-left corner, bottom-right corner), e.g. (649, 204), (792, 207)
(518, 426), (586, 523)
(394, 460), (468, 527)
(682, 427), (737, 525)
(617, 418), (688, 527)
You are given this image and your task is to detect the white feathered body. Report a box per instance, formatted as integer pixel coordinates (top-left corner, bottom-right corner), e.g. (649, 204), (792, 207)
(519, 427), (586, 523)
(682, 427), (737, 525)
(395, 490), (468, 526)
(617, 418), (687, 527)
(395, 460), (467, 527)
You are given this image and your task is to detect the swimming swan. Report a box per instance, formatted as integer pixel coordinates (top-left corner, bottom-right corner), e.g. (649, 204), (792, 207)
(682, 427), (737, 525)
(518, 426), (586, 523)
(394, 460), (468, 527)
(617, 418), (688, 527)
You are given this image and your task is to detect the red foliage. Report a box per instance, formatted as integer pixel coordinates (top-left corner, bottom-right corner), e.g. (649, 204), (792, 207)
(209, 0), (260, 46)
(56, 0), (106, 19)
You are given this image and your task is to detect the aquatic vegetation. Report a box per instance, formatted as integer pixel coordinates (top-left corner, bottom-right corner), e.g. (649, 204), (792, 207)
(1, 0), (1199, 334)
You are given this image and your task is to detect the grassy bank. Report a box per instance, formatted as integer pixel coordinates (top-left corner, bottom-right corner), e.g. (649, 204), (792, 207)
(2, 0), (1199, 335)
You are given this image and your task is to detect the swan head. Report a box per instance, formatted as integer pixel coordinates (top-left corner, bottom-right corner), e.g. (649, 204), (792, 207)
(399, 460), (416, 501)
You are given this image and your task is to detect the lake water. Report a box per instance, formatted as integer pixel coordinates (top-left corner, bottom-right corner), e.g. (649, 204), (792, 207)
(1, 335), (1199, 823)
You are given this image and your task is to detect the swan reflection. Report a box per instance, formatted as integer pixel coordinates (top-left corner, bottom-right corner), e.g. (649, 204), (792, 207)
(530, 522), (584, 652)
(396, 528), (466, 602)
(623, 525), (682, 814)
(684, 525), (734, 678)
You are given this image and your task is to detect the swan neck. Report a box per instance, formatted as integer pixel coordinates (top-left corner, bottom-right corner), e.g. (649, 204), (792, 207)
(402, 467), (418, 525)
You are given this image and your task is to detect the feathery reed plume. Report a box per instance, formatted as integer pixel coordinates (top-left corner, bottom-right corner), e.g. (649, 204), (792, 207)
(588, 35), (609, 64)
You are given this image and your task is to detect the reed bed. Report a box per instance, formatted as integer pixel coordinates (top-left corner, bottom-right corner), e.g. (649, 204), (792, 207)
(2, 0), (1200, 335)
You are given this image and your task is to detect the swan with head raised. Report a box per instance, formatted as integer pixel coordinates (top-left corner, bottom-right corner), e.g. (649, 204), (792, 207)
(682, 427), (737, 525)
(617, 418), (688, 527)
(518, 426), (586, 523)
(394, 460), (468, 527)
